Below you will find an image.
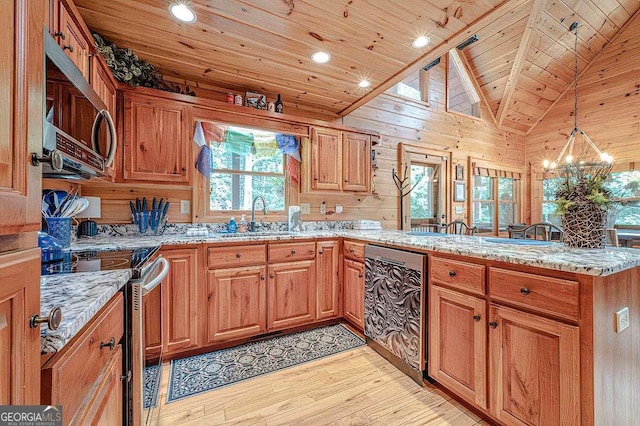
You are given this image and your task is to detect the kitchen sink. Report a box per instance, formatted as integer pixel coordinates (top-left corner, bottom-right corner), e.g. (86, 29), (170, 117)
(216, 231), (294, 238)
(484, 237), (553, 246)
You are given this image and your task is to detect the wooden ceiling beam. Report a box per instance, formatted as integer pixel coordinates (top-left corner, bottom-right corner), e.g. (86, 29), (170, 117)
(526, 7), (640, 136)
(496, 0), (545, 126)
(452, 49), (498, 126)
(337, 0), (531, 117)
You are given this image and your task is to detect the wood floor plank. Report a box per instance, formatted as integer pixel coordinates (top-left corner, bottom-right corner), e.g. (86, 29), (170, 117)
(149, 345), (483, 425)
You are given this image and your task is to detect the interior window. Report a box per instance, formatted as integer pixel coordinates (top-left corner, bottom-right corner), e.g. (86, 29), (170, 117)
(207, 125), (286, 212)
(447, 49), (481, 118)
(391, 68), (430, 103)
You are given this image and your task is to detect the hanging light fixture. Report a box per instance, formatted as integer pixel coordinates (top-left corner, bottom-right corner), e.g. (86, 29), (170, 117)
(543, 22), (612, 171)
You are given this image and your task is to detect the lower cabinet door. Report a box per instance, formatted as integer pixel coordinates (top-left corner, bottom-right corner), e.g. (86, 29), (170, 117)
(316, 240), (340, 320)
(343, 259), (364, 330)
(206, 265), (267, 343)
(162, 248), (199, 355)
(489, 304), (581, 426)
(76, 346), (123, 426)
(268, 261), (316, 329)
(143, 283), (162, 360)
(429, 285), (487, 409)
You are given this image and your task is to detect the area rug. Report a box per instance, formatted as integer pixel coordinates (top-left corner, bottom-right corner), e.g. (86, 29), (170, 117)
(144, 364), (161, 409)
(166, 324), (364, 403)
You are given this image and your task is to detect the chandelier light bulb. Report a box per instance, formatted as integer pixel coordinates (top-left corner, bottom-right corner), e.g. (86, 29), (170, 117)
(543, 159), (550, 168)
(550, 162), (557, 169)
(600, 152), (613, 163)
(565, 155), (573, 164)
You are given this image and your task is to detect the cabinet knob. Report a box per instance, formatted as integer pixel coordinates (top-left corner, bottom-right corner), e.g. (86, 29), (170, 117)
(62, 44), (74, 53)
(260, 276), (265, 281)
(344, 180), (349, 183)
(121, 370), (132, 383)
(358, 273), (363, 278)
(318, 249), (324, 255)
(181, 167), (187, 171)
(100, 337), (116, 351)
(269, 274), (275, 279)
(349, 248), (355, 253)
(489, 322), (498, 329)
(449, 270), (457, 277)
(31, 150), (64, 171)
(30, 307), (62, 330)
(473, 315), (481, 322)
(520, 287), (531, 295)
(291, 249), (296, 254)
(236, 253), (241, 258)
(54, 31), (66, 40)
(139, 143), (146, 152)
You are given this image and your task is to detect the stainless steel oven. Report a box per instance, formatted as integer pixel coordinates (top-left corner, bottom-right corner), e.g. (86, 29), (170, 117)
(127, 254), (169, 425)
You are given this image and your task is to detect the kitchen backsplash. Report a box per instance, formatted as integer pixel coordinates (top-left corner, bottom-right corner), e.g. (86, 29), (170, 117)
(71, 220), (358, 240)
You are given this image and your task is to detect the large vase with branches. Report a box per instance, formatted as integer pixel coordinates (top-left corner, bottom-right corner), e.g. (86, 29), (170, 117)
(554, 163), (613, 248)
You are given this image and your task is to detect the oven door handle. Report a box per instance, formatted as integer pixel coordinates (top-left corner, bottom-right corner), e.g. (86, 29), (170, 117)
(142, 257), (170, 295)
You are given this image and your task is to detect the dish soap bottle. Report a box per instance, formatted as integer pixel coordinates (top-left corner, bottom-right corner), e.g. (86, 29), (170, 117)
(238, 214), (247, 233)
(228, 216), (237, 233)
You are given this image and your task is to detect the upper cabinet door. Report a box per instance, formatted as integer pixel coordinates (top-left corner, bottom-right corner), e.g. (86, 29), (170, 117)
(0, 0), (44, 235)
(123, 93), (189, 183)
(310, 127), (341, 190)
(342, 132), (371, 192)
(57, 2), (90, 79)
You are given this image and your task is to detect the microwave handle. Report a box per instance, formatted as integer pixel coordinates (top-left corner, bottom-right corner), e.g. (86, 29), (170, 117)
(92, 109), (117, 168)
(142, 257), (170, 295)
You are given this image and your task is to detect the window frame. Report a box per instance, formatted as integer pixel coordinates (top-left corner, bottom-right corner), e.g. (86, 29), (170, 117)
(191, 109), (305, 223)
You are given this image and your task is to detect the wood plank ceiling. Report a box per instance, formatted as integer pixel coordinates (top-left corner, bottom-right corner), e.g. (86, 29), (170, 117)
(74, 0), (639, 133)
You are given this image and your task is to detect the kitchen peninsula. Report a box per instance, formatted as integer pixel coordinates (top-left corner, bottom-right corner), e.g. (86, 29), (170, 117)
(43, 229), (640, 425)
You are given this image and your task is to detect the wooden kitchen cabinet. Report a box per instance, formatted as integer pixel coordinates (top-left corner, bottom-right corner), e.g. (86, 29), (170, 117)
(123, 93), (189, 183)
(90, 55), (117, 124)
(307, 127), (371, 193)
(206, 265), (267, 343)
(316, 240), (340, 320)
(488, 304), (581, 426)
(145, 247), (199, 359)
(429, 285), (487, 409)
(53, 1), (91, 79)
(268, 260), (316, 329)
(343, 258), (365, 330)
(342, 132), (371, 192)
(161, 248), (199, 355)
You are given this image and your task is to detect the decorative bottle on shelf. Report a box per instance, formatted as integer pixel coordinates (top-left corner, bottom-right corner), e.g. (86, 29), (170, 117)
(228, 216), (237, 233)
(275, 94), (283, 113)
(238, 214), (247, 233)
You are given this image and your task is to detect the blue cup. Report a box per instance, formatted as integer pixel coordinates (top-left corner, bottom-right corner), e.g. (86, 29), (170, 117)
(45, 217), (72, 248)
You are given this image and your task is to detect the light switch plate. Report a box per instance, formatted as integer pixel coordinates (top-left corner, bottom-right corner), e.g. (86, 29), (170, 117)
(319, 202), (327, 215)
(615, 307), (630, 333)
(300, 203), (310, 214)
(336, 204), (343, 214)
(180, 200), (191, 214)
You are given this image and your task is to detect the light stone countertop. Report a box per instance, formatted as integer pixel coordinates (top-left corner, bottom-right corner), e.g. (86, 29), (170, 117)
(71, 229), (640, 277)
(40, 269), (131, 354)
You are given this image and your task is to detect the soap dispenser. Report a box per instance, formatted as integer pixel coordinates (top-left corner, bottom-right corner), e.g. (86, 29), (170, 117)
(238, 214), (247, 233)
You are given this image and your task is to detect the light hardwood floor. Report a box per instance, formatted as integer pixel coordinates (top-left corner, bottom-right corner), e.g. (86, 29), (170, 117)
(147, 345), (490, 425)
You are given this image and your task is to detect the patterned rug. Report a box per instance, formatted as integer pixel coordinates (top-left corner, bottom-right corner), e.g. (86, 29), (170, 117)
(167, 324), (364, 403)
(144, 364), (161, 409)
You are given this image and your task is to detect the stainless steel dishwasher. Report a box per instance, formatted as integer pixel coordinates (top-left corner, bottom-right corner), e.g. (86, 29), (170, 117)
(364, 245), (427, 384)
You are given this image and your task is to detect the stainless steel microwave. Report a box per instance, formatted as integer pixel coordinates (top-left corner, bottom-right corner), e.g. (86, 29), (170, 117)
(32, 33), (117, 180)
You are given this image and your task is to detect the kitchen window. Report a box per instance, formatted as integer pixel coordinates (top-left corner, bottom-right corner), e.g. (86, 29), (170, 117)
(197, 123), (290, 214)
(471, 162), (522, 235)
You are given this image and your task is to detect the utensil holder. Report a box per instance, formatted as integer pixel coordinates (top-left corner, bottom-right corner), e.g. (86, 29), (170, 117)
(150, 216), (167, 235)
(135, 212), (150, 234)
(45, 217), (72, 248)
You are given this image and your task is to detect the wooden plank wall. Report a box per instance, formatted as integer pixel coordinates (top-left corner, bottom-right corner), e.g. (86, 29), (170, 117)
(337, 59), (525, 228)
(525, 13), (640, 222)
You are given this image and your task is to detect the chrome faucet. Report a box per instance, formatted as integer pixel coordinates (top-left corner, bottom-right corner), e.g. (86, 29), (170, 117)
(250, 196), (268, 232)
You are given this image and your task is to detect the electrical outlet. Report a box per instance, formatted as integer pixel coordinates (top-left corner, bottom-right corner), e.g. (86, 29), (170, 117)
(335, 204), (343, 214)
(180, 200), (191, 214)
(300, 203), (310, 214)
(319, 202), (326, 215)
(615, 307), (630, 333)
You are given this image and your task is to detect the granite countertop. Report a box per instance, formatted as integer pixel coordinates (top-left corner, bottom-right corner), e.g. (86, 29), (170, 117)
(71, 230), (640, 277)
(40, 269), (131, 354)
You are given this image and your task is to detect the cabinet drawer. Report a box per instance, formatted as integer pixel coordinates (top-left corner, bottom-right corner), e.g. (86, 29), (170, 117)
(430, 257), (486, 295)
(207, 244), (266, 268)
(343, 241), (365, 262)
(41, 293), (124, 424)
(489, 268), (579, 321)
(269, 242), (316, 263)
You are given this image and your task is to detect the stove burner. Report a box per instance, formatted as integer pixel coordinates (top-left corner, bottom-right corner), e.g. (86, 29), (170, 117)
(41, 247), (160, 276)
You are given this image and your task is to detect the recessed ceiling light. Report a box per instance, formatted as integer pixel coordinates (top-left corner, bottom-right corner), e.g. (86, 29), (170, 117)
(311, 51), (331, 64)
(358, 79), (371, 88)
(169, 3), (197, 23)
(412, 36), (430, 48)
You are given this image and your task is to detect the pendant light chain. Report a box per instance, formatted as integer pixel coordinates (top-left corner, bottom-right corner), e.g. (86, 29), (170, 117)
(572, 22), (578, 132)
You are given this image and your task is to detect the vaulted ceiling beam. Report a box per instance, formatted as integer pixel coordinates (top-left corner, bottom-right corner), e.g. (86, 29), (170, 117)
(338, 0), (531, 117)
(496, 0), (545, 126)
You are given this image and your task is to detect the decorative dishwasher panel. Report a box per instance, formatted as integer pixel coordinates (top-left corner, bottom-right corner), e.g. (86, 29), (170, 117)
(364, 245), (426, 373)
